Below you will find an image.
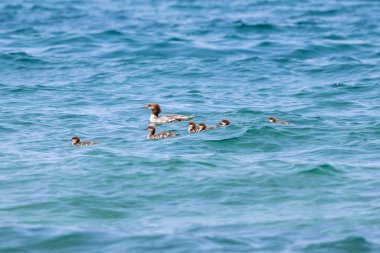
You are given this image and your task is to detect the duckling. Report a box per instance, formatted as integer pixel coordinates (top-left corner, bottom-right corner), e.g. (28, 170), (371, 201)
(145, 126), (178, 139)
(218, 119), (230, 127)
(71, 136), (98, 146)
(188, 122), (197, 133)
(268, 117), (288, 124)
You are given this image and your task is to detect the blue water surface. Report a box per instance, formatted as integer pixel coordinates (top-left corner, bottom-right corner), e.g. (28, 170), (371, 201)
(1, 0), (380, 252)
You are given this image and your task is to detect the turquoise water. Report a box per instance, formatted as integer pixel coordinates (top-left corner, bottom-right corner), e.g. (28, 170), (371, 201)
(1, 0), (380, 252)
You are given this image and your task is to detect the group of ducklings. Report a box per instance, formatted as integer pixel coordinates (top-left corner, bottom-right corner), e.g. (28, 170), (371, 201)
(144, 119), (230, 140)
(71, 103), (287, 146)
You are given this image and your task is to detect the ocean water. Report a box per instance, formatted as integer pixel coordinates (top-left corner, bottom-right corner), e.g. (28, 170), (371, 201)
(1, 0), (380, 252)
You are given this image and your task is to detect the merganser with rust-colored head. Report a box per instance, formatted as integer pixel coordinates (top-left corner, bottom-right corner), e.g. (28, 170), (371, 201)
(268, 117), (288, 124)
(71, 136), (98, 146)
(218, 119), (230, 127)
(144, 103), (195, 123)
(145, 126), (178, 139)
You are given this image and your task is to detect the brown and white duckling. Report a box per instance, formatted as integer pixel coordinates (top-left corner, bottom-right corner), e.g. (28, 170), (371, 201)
(198, 123), (216, 131)
(188, 122), (197, 133)
(188, 122), (216, 133)
(145, 126), (178, 139)
(71, 136), (98, 146)
(268, 117), (288, 124)
(218, 119), (230, 127)
(144, 103), (195, 123)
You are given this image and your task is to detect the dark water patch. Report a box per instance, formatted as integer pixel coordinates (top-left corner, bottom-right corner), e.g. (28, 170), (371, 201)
(323, 34), (347, 40)
(0, 52), (47, 64)
(0, 4), (24, 10)
(204, 125), (288, 152)
(300, 236), (376, 253)
(29, 4), (56, 12)
(2, 84), (63, 94)
(135, 42), (254, 58)
(168, 37), (190, 43)
(329, 56), (362, 64)
(97, 49), (131, 60)
(272, 163), (347, 190)
(89, 29), (127, 42)
(234, 20), (280, 33)
(29, 230), (121, 252)
(307, 63), (374, 76)
(302, 9), (341, 17)
(0, 125), (17, 133)
(287, 43), (358, 59)
(328, 82), (375, 94)
(1, 201), (58, 212)
(294, 82), (373, 102)
(294, 164), (341, 177)
(11, 27), (40, 35)
(50, 35), (96, 46)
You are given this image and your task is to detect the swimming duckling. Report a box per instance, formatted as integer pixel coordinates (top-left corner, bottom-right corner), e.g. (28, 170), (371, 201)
(144, 103), (195, 123)
(71, 136), (98, 146)
(218, 119), (230, 126)
(198, 123), (218, 131)
(188, 122), (197, 133)
(145, 126), (178, 139)
(268, 117), (288, 124)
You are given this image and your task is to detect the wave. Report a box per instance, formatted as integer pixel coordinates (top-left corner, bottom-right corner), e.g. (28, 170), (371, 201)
(294, 164), (341, 177)
(301, 236), (378, 252)
(234, 20), (280, 32)
(0, 52), (47, 64)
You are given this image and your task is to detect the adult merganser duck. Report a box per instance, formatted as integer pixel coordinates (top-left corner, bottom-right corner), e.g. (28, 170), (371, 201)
(268, 117), (288, 124)
(218, 119), (230, 126)
(71, 136), (98, 146)
(144, 103), (194, 123)
(145, 126), (178, 139)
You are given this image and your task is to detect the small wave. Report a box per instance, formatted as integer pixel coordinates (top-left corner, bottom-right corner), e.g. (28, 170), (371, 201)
(12, 27), (39, 35)
(323, 34), (347, 40)
(287, 44), (357, 59)
(29, 4), (55, 12)
(302, 236), (376, 252)
(134, 42), (253, 58)
(295, 164), (341, 176)
(91, 29), (124, 38)
(302, 9), (341, 16)
(0, 4), (23, 11)
(234, 20), (280, 32)
(0, 52), (46, 64)
(2, 84), (60, 94)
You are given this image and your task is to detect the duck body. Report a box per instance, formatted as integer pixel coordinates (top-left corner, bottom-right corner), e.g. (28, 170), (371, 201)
(71, 136), (98, 146)
(150, 114), (193, 123)
(145, 126), (178, 139)
(145, 103), (194, 123)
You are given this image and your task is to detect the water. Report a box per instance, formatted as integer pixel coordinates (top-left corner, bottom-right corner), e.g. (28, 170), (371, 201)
(1, 0), (380, 252)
